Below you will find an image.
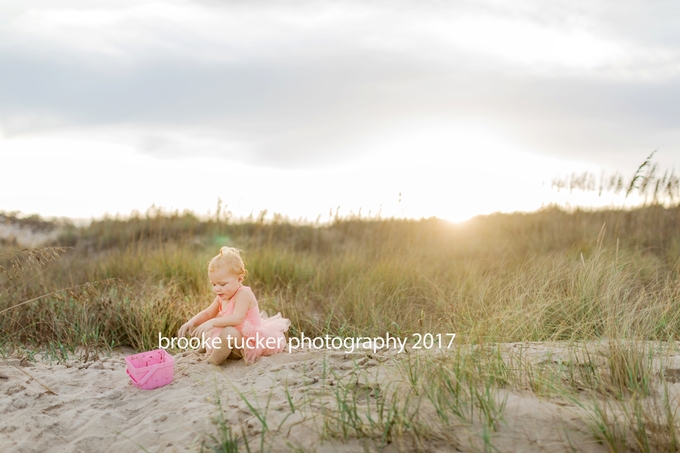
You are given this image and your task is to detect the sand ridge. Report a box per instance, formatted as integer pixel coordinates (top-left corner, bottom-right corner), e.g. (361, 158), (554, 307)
(4, 342), (675, 452)
(0, 347), (396, 452)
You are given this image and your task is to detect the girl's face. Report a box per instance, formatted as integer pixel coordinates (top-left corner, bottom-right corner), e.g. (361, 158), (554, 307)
(209, 267), (243, 301)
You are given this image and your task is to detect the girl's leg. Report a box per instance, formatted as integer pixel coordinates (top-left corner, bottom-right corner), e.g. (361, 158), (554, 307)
(208, 327), (243, 365)
(198, 327), (221, 354)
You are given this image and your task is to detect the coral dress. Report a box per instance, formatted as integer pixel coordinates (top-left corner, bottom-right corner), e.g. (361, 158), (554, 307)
(204, 286), (290, 364)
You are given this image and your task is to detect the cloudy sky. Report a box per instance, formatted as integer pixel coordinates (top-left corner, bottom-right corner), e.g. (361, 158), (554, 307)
(1, 0), (678, 222)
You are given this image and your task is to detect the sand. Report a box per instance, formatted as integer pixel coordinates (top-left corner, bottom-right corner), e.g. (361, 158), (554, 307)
(1, 342), (649, 453)
(0, 218), (62, 248)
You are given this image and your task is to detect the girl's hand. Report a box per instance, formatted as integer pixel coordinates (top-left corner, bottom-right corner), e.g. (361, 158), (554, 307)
(178, 322), (194, 338)
(192, 320), (215, 339)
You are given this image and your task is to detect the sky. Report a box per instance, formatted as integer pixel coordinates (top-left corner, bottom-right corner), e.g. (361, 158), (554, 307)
(1, 0), (679, 223)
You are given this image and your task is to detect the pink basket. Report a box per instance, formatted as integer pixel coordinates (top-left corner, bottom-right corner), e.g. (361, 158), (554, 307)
(125, 349), (174, 390)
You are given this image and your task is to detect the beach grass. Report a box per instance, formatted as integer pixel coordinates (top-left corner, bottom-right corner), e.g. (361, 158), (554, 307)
(2, 203), (680, 351)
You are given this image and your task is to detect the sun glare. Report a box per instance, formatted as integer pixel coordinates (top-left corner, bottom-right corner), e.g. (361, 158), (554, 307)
(0, 119), (617, 222)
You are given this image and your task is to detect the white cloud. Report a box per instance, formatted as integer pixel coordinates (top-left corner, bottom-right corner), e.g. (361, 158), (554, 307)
(4, 0), (676, 79)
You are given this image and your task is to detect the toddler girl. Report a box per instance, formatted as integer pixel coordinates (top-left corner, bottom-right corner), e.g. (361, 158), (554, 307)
(178, 246), (290, 365)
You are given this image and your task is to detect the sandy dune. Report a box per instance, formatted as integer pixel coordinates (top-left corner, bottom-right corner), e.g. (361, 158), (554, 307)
(0, 216), (62, 248)
(5, 341), (680, 452)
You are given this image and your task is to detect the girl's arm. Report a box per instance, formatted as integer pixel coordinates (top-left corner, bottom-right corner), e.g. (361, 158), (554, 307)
(192, 291), (253, 337)
(211, 292), (252, 327)
(178, 297), (221, 337)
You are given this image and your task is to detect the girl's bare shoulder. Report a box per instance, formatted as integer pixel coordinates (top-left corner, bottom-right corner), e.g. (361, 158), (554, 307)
(237, 286), (257, 309)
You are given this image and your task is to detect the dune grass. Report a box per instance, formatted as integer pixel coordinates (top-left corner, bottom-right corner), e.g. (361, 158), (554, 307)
(2, 203), (680, 353)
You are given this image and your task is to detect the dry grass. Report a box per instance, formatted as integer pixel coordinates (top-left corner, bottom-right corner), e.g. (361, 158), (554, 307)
(2, 203), (680, 353)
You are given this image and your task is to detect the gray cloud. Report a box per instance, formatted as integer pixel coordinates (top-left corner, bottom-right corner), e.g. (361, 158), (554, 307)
(1, 0), (679, 172)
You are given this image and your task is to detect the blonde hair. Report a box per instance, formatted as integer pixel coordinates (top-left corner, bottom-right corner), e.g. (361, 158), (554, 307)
(208, 246), (247, 279)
